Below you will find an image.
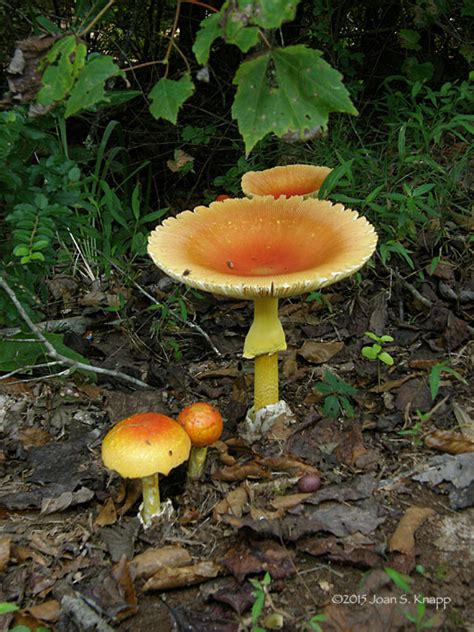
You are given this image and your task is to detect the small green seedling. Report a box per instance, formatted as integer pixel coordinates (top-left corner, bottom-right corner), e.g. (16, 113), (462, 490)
(314, 370), (358, 418)
(429, 361), (467, 401)
(361, 331), (395, 384)
(361, 332), (395, 365)
(398, 409), (430, 446)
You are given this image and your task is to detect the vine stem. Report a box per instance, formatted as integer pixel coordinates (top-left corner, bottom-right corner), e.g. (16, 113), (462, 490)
(164, 0), (182, 78)
(79, 0), (116, 37)
(0, 275), (151, 390)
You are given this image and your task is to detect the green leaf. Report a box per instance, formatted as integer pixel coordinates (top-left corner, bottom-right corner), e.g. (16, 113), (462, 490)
(362, 346), (378, 361)
(13, 245), (30, 257)
(323, 395), (340, 418)
(378, 351), (394, 366)
(232, 46), (357, 154)
(192, 13), (220, 65)
(37, 37), (87, 105)
(0, 603), (19, 614)
(399, 29), (421, 50)
(65, 56), (123, 118)
(36, 15), (62, 33)
(149, 74), (195, 124)
(239, 0), (301, 28)
(384, 567), (412, 593)
(227, 26), (259, 52)
(0, 333), (93, 379)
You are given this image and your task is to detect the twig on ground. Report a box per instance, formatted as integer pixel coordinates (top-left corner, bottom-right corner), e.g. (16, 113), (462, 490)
(0, 275), (151, 389)
(108, 260), (222, 357)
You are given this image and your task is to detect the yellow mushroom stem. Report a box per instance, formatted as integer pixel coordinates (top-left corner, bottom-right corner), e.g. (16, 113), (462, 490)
(243, 297), (287, 411)
(254, 353), (279, 410)
(187, 446), (208, 479)
(141, 473), (161, 525)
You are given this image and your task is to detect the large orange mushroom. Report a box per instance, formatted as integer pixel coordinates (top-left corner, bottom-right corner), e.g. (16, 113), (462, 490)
(241, 164), (332, 198)
(102, 412), (191, 527)
(148, 196), (377, 419)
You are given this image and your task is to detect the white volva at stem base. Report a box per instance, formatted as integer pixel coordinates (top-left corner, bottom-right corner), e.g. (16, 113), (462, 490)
(138, 498), (174, 529)
(240, 400), (296, 442)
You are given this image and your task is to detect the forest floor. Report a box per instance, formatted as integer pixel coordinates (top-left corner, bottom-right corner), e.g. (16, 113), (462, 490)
(0, 222), (473, 632)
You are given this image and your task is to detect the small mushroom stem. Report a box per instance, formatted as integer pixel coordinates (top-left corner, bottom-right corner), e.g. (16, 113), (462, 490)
(254, 353), (279, 410)
(141, 473), (161, 525)
(187, 446), (208, 479)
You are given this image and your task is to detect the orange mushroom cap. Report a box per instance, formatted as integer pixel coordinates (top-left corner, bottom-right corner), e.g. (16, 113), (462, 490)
(148, 196), (377, 299)
(177, 403), (223, 448)
(102, 412), (191, 478)
(241, 164), (332, 198)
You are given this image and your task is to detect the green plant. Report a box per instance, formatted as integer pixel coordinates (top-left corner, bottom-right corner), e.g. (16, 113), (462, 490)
(384, 567), (440, 632)
(361, 332), (395, 384)
(304, 613), (328, 631)
(0, 603), (50, 632)
(314, 371), (358, 418)
(249, 572), (272, 632)
(429, 362), (467, 401)
(397, 412), (426, 446)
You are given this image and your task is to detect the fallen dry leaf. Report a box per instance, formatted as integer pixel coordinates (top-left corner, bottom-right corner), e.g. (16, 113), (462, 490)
(18, 427), (52, 448)
(389, 506), (436, 556)
(213, 462), (270, 481)
(298, 534), (381, 568)
(425, 429), (474, 454)
(369, 373), (418, 393)
(26, 599), (60, 623)
(256, 455), (319, 475)
(129, 545), (191, 579)
(111, 556), (138, 620)
(453, 401), (474, 440)
(167, 149), (194, 172)
(117, 479), (143, 516)
(40, 486), (94, 514)
(270, 493), (312, 511)
(143, 561), (221, 591)
(224, 540), (295, 582)
(0, 376), (34, 395)
(0, 535), (11, 572)
(214, 486), (248, 519)
(298, 340), (344, 364)
(94, 497), (118, 527)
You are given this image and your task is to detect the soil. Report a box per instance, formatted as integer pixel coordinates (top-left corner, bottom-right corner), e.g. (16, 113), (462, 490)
(0, 225), (472, 632)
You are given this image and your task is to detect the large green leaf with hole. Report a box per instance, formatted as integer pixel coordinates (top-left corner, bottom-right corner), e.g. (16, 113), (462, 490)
(232, 45), (357, 154)
(238, 0), (301, 28)
(37, 36), (87, 105)
(65, 56), (123, 118)
(149, 74), (195, 124)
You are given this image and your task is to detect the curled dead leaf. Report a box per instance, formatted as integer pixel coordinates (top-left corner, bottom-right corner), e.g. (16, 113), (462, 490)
(129, 545), (192, 579)
(270, 493), (312, 511)
(425, 430), (474, 455)
(213, 462), (270, 481)
(0, 536), (11, 572)
(26, 599), (60, 623)
(94, 497), (117, 527)
(143, 561), (221, 591)
(214, 486), (248, 520)
(298, 340), (344, 364)
(389, 506), (436, 556)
